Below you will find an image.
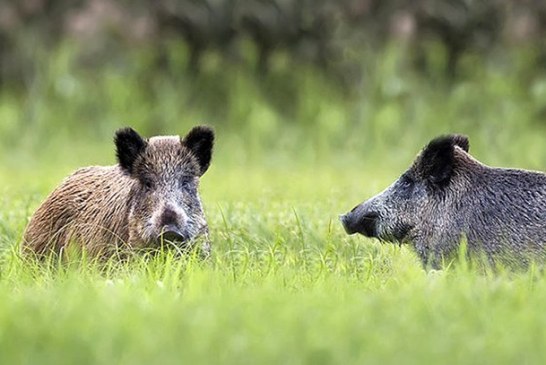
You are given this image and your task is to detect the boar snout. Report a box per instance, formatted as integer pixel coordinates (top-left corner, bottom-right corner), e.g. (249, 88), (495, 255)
(156, 207), (190, 242)
(159, 207), (183, 227)
(340, 207), (379, 237)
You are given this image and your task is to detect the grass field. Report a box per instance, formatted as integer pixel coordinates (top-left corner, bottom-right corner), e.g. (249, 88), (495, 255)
(3, 148), (546, 364)
(3, 45), (546, 364)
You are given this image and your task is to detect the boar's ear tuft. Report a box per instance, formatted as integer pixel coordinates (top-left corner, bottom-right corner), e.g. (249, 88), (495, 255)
(182, 126), (215, 176)
(419, 135), (467, 186)
(114, 127), (147, 174)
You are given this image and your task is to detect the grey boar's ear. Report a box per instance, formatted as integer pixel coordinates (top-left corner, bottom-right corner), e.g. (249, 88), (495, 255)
(419, 134), (469, 186)
(182, 126), (215, 176)
(114, 127), (147, 175)
(451, 134), (470, 152)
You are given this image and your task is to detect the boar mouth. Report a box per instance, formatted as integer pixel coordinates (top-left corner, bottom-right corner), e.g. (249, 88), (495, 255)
(341, 215), (413, 245)
(340, 210), (414, 244)
(382, 224), (414, 245)
(395, 224), (413, 241)
(157, 225), (209, 249)
(158, 227), (190, 247)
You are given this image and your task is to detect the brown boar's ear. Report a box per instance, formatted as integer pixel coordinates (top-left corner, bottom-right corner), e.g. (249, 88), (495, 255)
(114, 127), (147, 175)
(182, 126), (215, 176)
(419, 134), (468, 186)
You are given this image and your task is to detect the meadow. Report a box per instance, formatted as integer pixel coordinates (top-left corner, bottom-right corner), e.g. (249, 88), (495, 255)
(2, 44), (546, 364)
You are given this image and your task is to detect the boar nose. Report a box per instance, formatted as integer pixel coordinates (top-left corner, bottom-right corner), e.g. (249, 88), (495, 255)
(340, 210), (379, 237)
(160, 207), (179, 227)
(340, 213), (357, 235)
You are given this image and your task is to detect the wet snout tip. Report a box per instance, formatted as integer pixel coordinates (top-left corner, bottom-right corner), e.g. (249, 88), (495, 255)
(339, 213), (357, 235)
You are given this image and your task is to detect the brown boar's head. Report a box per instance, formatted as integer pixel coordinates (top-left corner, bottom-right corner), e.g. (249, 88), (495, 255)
(115, 126), (214, 251)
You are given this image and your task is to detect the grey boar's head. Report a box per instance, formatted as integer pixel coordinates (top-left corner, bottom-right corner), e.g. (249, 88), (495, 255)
(340, 135), (471, 261)
(115, 126), (214, 249)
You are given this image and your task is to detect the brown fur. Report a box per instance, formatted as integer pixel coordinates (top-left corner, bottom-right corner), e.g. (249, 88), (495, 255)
(23, 166), (135, 257)
(22, 126), (214, 258)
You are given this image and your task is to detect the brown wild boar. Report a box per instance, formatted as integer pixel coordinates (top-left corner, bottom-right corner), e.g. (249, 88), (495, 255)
(23, 126), (214, 258)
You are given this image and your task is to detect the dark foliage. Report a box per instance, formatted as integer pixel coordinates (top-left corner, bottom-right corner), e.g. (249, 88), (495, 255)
(0, 0), (545, 88)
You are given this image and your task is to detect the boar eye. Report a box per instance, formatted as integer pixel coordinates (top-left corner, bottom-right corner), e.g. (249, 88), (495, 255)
(399, 175), (414, 189)
(181, 178), (192, 189)
(142, 179), (154, 191)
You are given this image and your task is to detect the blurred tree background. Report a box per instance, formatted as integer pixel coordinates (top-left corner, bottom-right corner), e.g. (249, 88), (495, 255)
(1, 0), (546, 173)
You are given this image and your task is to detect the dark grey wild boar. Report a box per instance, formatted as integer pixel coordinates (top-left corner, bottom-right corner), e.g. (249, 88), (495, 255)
(340, 135), (546, 269)
(23, 126), (214, 258)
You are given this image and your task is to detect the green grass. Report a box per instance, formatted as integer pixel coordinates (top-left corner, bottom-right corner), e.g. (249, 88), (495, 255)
(2, 163), (546, 365)
(3, 42), (546, 364)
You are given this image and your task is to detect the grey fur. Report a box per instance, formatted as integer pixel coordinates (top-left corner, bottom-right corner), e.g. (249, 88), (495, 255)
(341, 135), (546, 269)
